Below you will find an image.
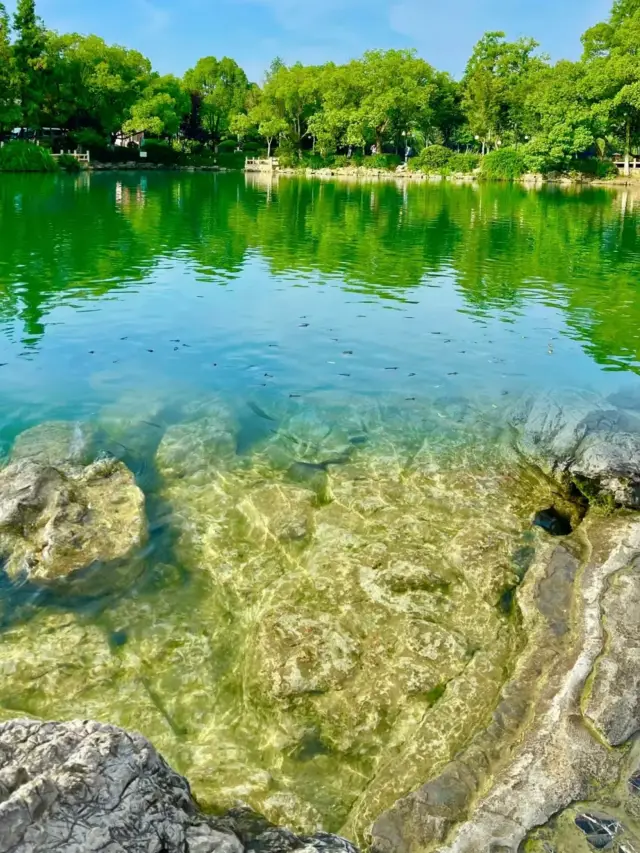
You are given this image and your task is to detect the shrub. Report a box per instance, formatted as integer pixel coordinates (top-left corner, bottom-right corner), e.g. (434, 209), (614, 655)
(71, 129), (107, 151)
(332, 155), (351, 168)
(363, 153), (401, 170)
(57, 153), (81, 172)
(416, 144), (452, 173)
(570, 158), (619, 179)
(217, 139), (238, 153)
(480, 147), (526, 180)
(448, 152), (480, 174)
(142, 139), (180, 164)
(0, 141), (58, 172)
(275, 150), (302, 169)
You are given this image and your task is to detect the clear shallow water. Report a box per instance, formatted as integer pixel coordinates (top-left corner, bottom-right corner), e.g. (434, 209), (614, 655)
(1, 173), (640, 837)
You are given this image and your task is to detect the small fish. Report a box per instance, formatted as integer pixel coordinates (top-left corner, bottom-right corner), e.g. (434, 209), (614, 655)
(431, 332), (442, 335)
(112, 359), (120, 364)
(264, 373), (273, 378)
(338, 373), (351, 377)
(147, 349), (154, 353)
(349, 435), (368, 446)
(0, 363), (7, 367)
(357, 315), (366, 318)
(247, 401), (275, 422)
(406, 397), (416, 401)
(409, 372), (416, 377)
(342, 350), (353, 355)
(182, 343), (190, 348)
(447, 372), (459, 376)
(196, 295), (204, 298)
(268, 343), (279, 348)
(120, 336), (128, 340)
(384, 367), (398, 370)
(289, 394), (301, 398)
(141, 421), (162, 430)
(88, 350), (95, 354)
(173, 347), (179, 351)
(459, 351), (466, 354)
(170, 339), (180, 343)
(444, 339), (451, 343)
(299, 323), (309, 328)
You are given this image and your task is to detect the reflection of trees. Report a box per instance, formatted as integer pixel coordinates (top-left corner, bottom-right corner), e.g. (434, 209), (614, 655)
(0, 173), (638, 371)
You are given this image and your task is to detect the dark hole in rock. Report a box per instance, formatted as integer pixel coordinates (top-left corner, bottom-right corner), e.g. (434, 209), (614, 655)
(291, 728), (331, 762)
(109, 629), (128, 648)
(533, 507), (573, 537)
(575, 813), (621, 848)
(498, 586), (517, 615)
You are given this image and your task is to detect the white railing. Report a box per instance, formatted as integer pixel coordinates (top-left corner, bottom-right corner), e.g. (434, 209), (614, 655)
(245, 157), (279, 171)
(51, 150), (90, 163)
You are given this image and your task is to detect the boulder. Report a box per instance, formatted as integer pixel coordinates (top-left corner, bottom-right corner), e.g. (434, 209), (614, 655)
(510, 390), (640, 507)
(11, 421), (94, 467)
(0, 456), (146, 582)
(0, 718), (358, 853)
(368, 517), (640, 853)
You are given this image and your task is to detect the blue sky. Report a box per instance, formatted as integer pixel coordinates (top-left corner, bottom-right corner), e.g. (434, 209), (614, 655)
(8, 0), (612, 82)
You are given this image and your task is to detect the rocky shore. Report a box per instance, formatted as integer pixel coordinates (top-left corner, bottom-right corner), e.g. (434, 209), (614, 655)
(1, 389), (640, 852)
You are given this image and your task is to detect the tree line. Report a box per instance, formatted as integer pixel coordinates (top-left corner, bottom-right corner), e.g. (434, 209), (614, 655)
(1, 0), (639, 173)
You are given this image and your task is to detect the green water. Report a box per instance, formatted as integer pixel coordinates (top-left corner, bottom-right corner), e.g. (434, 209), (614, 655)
(1, 172), (640, 839)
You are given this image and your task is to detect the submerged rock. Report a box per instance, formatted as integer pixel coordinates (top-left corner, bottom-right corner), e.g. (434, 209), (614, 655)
(370, 517), (640, 853)
(11, 420), (95, 467)
(0, 718), (357, 853)
(0, 456), (146, 582)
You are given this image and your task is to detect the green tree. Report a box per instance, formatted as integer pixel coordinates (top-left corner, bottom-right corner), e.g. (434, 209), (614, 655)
(462, 32), (545, 152)
(124, 74), (189, 137)
(183, 56), (249, 146)
(582, 0), (640, 175)
(12, 0), (46, 130)
(0, 3), (20, 133)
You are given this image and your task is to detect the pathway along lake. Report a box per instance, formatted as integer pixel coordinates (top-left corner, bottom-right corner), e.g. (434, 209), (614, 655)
(0, 172), (639, 840)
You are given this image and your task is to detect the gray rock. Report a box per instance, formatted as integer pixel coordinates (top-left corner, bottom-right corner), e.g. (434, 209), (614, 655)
(0, 720), (357, 853)
(0, 456), (146, 582)
(511, 390), (640, 507)
(586, 562), (640, 746)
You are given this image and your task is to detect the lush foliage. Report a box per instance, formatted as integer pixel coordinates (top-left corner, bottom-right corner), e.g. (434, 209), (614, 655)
(480, 147), (526, 179)
(56, 152), (80, 171)
(0, 140), (57, 171)
(0, 0), (637, 176)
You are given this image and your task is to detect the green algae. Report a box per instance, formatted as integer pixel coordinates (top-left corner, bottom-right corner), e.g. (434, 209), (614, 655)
(0, 397), (579, 838)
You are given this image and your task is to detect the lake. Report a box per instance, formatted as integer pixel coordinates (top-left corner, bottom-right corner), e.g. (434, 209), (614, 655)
(1, 172), (639, 840)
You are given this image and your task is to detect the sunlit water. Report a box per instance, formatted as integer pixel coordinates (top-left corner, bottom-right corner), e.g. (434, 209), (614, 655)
(1, 172), (640, 838)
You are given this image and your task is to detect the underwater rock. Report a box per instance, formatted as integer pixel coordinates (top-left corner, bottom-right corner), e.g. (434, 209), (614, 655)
(370, 517), (640, 853)
(156, 414), (238, 482)
(0, 456), (146, 582)
(0, 719), (357, 853)
(10, 420), (95, 468)
(511, 390), (640, 508)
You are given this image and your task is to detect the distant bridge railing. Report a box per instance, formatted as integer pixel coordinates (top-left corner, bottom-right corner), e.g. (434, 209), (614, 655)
(612, 156), (640, 171)
(51, 150), (90, 163)
(245, 157), (279, 172)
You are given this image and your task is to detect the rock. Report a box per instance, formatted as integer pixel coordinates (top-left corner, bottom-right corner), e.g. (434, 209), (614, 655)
(11, 421), (94, 467)
(0, 719), (357, 853)
(370, 519), (640, 853)
(511, 390), (640, 507)
(0, 456), (146, 582)
(585, 561), (640, 746)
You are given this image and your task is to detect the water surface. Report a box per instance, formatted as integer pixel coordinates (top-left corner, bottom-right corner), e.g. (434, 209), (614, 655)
(1, 173), (639, 837)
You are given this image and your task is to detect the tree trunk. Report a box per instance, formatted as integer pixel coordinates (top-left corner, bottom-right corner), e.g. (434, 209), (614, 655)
(267, 138), (272, 158)
(624, 118), (631, 177)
